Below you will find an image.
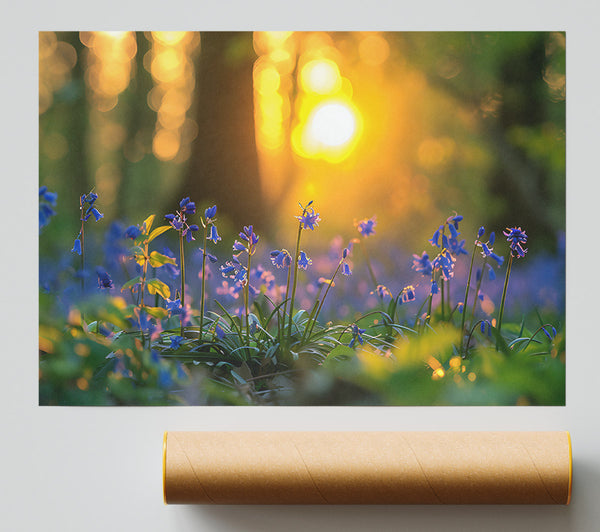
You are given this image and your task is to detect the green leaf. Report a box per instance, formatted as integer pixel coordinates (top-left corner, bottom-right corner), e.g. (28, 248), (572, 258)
(144, 306), (169, 320)
(148, 250), (177, 268)
(146, 278), (170, 299)
(324, 344), (356, 362)
(148, 225), (172, 243)
(121, 276), (141, 292)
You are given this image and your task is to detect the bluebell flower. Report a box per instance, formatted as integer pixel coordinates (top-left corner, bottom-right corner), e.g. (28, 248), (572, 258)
(348, 324), (366, 348)
(124, 225), (142, 240)
(85, 207), (104, 222)
(372, 284), (391, 299)
(432, 249), (456, 281)
(448, 223), (459, 240)
(446, 214), (463, 230)
(447, 238), (468, 257)
(296, 207), (321, 231)
(478, 226), (485, 239)
(431, 280), (439, 295)
(503, 227), (528, 258)
(480, 242), (504, 266)
(205, 205), (217, 220)
(399, 285), (416, 304)
(71, 234), (82, 255)
(169, 335), (185, 350)
(166, 298), (183, 315)
(198, 247), (217, 264)
(356, 216), (376, 237)
(96, 267), (113, 290)
(39, 186), (57, 231)
(298, 251), (312, 270)
(412, 251), (433, 276)
(270, 249), (292, 269)
(239, 225), (259, 246)
(208, 225), (221, 244)
(233, 240), (246, 255)
(342, 262), (352, 276)
(179, 197), (196, 215)
(80, 191), (103, 222)
(184, 224), (199, 243)
(429, 225), (443, 247)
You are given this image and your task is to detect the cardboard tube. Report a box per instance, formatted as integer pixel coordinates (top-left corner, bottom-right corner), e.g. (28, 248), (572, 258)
(163, 431), (572, 505)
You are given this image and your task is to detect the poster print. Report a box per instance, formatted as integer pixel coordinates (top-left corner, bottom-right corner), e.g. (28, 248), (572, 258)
(39, 32), (565, 405)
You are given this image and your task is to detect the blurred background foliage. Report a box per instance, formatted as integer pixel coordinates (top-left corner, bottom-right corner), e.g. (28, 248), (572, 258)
(39, 30), (565, 265)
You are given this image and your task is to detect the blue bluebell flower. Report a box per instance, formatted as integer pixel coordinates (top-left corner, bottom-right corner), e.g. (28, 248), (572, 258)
(342, 262), (352, 276)
(169, 335), (185, 350)
(208, 225), (221, 244)
(372, 284), (391, 299)
(431, 280), (439, 295)
(270, 249), (292, 269)
(478, 226), (485, 239)
(233, 240), (246, 254)
(298, 251), (312, 270)
(432, 249), (456, 281)
(503, 227), (528, 258)
(480, 242), (504, 266)
(71, 234), (82, 255)
(447, 238), (468, 256)
(296, 207), (321, 231)
(429, 225), (443, 247)
(96, 267), (113, 289)
(446, 214), (463, 230)
(179, 197), (196, 215)
(205, 205), (217, 220)
(348, 324), (366, 348)
(412, 251), (433, 276)
(124, 225), (142, 240)
(166, 298), (183, 315)
(356, 216), (376, 237)
(39, 186), (57, 231)
(399, 285), (416, 304)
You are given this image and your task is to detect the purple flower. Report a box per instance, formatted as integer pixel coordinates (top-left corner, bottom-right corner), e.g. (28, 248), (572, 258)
(205, 205), (217, 220)
(504, 227), (528, 258)
(169, 335), (185, 350)
(431, 280), (439, 295)
(348, 324), (366, 348)
(179, 197), (196, 215)
(298, 251), (312, 270)
(296, 207), (321, 231)
(39, 186), (57, 231)
(270, 249), (292, 269)
(373, 284), (391, 299)
(71, 234), (82, 255)
(399, 285), (416, 304)
(412, 251), (432, 277)
(446, 214), (463, 230)
(233, 240), (246, 255)
(198, 248), (217, 264)
(429, 225), (443, 247)
(478, 226), (485, 239)
(432, 250), (455, 281)
(357, 216), (376, 237)
(124, 225), (142, 240)
(208, 225), (221, 244)
(96, 267), (113, 290)
(342, 262), (352, 276)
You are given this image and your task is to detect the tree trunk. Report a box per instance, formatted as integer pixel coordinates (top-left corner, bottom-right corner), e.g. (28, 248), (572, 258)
(180, 32), (265, 230)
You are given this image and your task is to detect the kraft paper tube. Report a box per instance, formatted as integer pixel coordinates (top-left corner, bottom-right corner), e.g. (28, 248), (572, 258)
(163, 431), (572, 505)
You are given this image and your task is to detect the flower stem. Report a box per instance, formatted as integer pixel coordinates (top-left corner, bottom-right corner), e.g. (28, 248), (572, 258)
(307, 261), (343, 339)
(471, 257), (488, 321)
(460, 240), (478, 354)
(199, 226), (208, 340)
(245, 252), (252, 346)
(440, 278), (445, 321)
(179, 231), (185, 337)
(497, 253), (513, 339)
(287, 222), (303, 340)
(281, 266), (292, 341)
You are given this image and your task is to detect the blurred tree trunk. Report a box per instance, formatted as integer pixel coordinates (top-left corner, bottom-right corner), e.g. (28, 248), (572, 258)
(180, 32), (265, 230)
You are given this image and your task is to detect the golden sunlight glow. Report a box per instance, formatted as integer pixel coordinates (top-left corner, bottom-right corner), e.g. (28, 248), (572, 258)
(292, 99), (362, 163)
(300, 59), (342, 95)
(309, 101), (357, 147)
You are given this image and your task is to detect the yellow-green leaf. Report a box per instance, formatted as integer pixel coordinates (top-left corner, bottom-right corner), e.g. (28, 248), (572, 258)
(148, 225), (172, 243)
(142, 214), (155, 235)
(144, 306), (169, 320)
(146, 278), (170, 299)
(148, 250), (177, 268)
(121, 276), (141, 292)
